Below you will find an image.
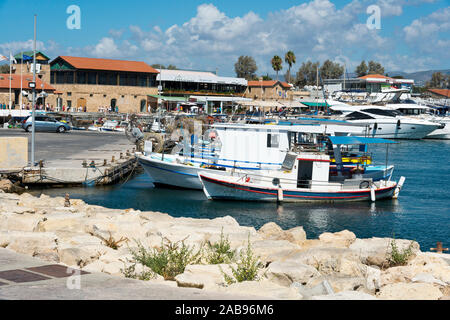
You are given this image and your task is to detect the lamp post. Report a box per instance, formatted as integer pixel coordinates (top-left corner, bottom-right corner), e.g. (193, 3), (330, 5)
(31, 14), (37, 166)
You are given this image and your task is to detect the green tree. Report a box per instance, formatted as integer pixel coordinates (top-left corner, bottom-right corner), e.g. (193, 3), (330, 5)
(320, 60), (344, 80)
(167, 65), (177, 70)
(151, 64), (165, 70)
(296, 61), (320, 87)
(426, 72), (445, 88)
(0, 64), (10, 73)
(271, 55), (283, 81)
(284, 51), (296, 83)
(234, 56), (258, 80)
(368, 61), (385, 75)
(355, 61), (368, 77)
(262, 74), (272, 81)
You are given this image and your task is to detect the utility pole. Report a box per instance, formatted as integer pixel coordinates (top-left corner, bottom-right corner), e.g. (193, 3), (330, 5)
(31, 14), (37, 166)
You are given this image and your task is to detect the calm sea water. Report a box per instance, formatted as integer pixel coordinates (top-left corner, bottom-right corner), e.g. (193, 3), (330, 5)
(31, 140), (450, 251)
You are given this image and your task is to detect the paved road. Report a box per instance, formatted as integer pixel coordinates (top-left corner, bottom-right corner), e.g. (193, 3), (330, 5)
(0, 129), (134, 164)
(0, 248), (260, 300)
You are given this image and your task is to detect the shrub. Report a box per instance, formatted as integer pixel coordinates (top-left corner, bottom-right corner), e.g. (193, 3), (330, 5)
(125, 238), (203, 281)
(206, 228), (236, 265)
(221, 235), (262, 285)
(387, 239), (415, 267)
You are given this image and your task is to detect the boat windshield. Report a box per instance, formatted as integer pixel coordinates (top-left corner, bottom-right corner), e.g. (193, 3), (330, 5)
(346, 111), (375, 120)
(361, 109), (402, 117)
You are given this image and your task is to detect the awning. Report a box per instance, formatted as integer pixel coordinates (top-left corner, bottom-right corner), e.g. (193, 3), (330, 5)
(301, 102), (331, 108)
(148, 95), (187, 102)
(328, 136), (398, 145)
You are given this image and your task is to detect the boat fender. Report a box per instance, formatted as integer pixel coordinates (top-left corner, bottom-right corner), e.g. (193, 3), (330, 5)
(393, 176), (406, 199)
(359, 181), (370, 189)
(246, 177), (251, 183)
(277, 187), (284, 202)
(370, 184), (376, 202)
(374, 123), (378, 130)
(397, 120), (401, 129)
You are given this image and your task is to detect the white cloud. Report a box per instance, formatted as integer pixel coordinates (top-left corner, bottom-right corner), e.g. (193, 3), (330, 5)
(91, 37), (121, 58)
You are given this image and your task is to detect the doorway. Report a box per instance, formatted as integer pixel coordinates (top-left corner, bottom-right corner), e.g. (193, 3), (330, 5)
(297, 160), (313, 189)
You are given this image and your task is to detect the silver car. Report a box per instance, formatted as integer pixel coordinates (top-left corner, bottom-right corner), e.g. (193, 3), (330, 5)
(22, 115), (71, 133)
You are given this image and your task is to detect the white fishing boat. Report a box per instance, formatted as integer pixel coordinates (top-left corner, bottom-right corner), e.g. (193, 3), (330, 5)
(137, 123), (394, 189)
(199, 136), (405, 203)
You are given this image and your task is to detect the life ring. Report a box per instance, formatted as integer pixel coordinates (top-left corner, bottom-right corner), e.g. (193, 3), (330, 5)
(359, 181), (370, 189)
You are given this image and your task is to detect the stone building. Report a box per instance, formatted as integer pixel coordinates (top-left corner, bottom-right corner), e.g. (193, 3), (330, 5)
(245, 80), (293, 101)
(48, 56), (159, 113)
(0, 73), (56, 109)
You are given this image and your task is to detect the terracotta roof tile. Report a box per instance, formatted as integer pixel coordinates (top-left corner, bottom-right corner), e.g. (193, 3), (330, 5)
(427, 88), (450, 98)
(56, 56), (159, 74)
(0, 74), (55, 91)
(247, 80), (292, 89)
(358, 74), (392, 80)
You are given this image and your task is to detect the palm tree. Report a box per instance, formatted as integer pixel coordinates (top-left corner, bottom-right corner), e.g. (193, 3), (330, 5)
(284, 51), (296, 83)
(271, 55), (283, 81)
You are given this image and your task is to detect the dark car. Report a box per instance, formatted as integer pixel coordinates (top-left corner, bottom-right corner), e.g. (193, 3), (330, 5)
(22, 115), (71, 133)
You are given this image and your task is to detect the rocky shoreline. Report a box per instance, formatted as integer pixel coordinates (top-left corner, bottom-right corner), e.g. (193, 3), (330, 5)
(0, 188), (448, 300)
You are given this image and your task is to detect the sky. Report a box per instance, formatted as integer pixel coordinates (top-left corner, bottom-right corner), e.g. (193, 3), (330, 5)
(0, 0), (449, 76)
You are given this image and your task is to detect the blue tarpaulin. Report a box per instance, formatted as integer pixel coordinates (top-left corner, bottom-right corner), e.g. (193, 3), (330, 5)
(328, 136), (397, 145)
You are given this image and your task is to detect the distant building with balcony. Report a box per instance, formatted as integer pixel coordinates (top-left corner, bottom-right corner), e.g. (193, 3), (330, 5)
(323, 74), (415, 95)
(244, 80), (293, 101)
(48, 56), (159, 113)
(149, 69), (249, 113)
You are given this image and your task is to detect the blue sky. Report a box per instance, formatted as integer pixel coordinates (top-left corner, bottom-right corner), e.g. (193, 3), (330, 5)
(0, 0), (449, 76)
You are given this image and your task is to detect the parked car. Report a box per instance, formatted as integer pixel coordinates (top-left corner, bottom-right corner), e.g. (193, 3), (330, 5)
(22, 115), (71, 133)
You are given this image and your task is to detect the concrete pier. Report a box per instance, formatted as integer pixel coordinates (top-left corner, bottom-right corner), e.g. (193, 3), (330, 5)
(0, 129), (137, 186)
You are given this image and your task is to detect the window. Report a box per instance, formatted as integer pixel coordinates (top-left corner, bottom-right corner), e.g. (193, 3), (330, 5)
(88, 72), (97, 85)
(65, 72), (74, 84)
(346, 111), (375, 120)
(267, 133), (279, 148)
(119, 74), (127, 86)
(98, 72), (107, 85)
(128, 74), (137, 86)
(50, 72), (55, 84)
(362, 109), (401, 117)
(67, 92), (72, 97)
(108, 73), (117, 85)
(56, 72), (64, 84)
(77, 72), (86, 84)
(139, 75), (147, 87)
(67, 100), (72, 108)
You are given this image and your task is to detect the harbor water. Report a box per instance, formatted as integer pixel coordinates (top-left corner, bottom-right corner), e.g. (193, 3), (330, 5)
(31, 139), (450, 251)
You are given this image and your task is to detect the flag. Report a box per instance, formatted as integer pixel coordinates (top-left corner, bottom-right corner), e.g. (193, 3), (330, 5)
(10, 53), (17, 64)
(0, 55), (7, 62)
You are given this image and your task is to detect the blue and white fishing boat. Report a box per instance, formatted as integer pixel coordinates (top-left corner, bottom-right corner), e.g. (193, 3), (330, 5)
(137, 123), (369, 189)
(198, 136), (405, 203)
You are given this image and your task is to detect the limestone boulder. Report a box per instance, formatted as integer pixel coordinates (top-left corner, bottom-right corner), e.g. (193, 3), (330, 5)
(221, 279), (303, 300)
(377, 283), (443, 300)
(319, 230), (356, 248)
(59, 247), (100, 268)
(175, 264), (233, 290)
(0, 213), (42, 232)
(250, 240), (302, 264)
(265, 260), (321, 286)
(311, 291), (377, 300)
(4, 231), (59, 262)
(306, 275), (367, 293)
(257, 222), (306, 245)
(349, 238), (420, 267)
(36, 213), (86, 232)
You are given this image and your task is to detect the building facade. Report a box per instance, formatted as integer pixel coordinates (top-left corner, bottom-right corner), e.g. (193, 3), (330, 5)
(48, 56), (159, 113)
(245, 80), (293, 101)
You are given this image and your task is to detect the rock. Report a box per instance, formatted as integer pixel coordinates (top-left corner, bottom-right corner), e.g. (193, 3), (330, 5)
(306, 275), (367, 293)
(82, 260), (107, 273)
(258, 223), (306, 245)
(265, 260), (321, 286)
(222, 279), (303, 300)
(377, 283), (443, 300)
(411, 273), (446, 286)
(36, 213), (85, 232)
(102, 261), (125, 276)
(288, 247), (361, 275)
(251, 240), (302, 263)
(319, 230), (356, 248)
(59, 247), (99, 268)
(0, 213), (42, 232)
(365, 266), (381, 292)
(311, 291), (377, 300)
(175, 264), (233, 290)
(0, 179), (14, 193)
(349, 238), (420, 268)
(5, 231), (59, 262)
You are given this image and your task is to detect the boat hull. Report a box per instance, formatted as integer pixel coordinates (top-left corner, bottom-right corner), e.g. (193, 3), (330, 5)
(138, 155), (228, 190)
(199, 174), (397, 203)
